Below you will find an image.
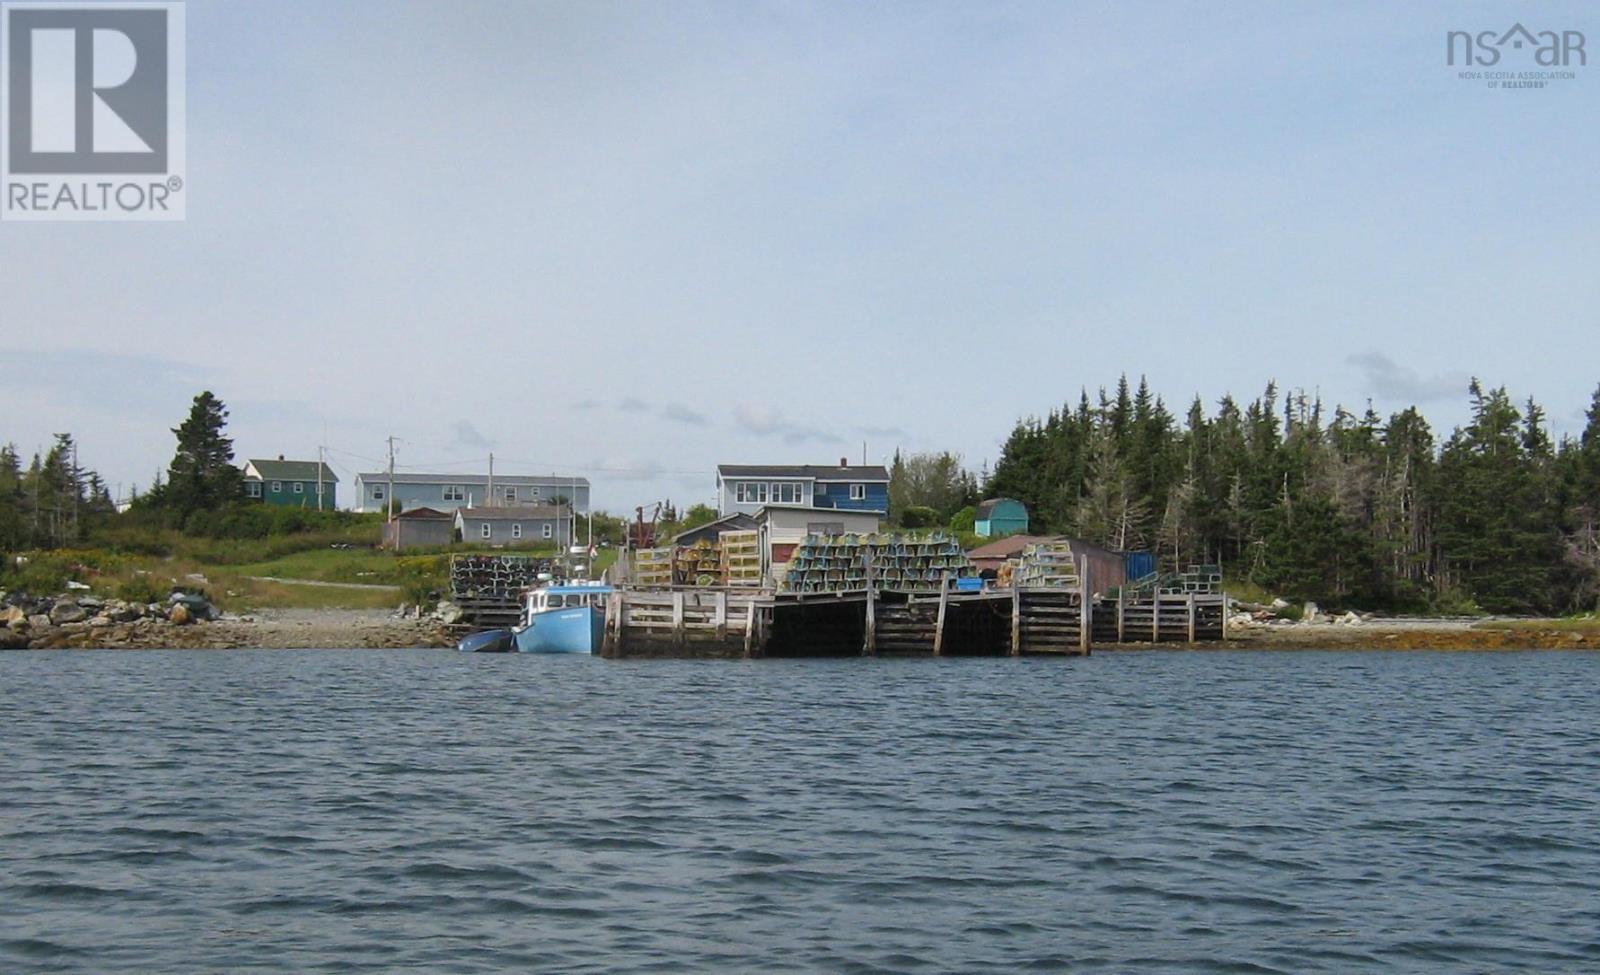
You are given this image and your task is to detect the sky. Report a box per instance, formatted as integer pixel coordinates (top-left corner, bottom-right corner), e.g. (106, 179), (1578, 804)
(3, 0), (1598, 511)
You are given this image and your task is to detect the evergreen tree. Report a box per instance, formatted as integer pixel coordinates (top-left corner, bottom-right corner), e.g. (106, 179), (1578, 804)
(164, 391), (243, 521)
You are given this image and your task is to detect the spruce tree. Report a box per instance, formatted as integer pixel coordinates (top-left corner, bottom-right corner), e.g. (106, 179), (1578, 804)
(165, 391), (243, 521)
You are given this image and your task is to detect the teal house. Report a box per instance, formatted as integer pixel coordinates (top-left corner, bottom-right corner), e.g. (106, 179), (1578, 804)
(243, 457), (339, 509)
(974, 498), (1028, 538)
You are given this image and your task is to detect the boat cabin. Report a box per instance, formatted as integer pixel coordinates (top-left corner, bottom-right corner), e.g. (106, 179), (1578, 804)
(527, 584), (612, 614)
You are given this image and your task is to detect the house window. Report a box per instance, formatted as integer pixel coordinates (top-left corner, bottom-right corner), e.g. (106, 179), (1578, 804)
(504, 487), (517, 502)
(480, 523), (492, 539)
(736, 481), (769, 504)
(542, 523), (553, 539)
(293, 482), (303, 494)
(314, 483), (324, 495)
(815, 483), (827, 495)
(511, 524), (522, 539)
(271, 481), (282, 493)
(774, 482), (802, 504)
(372, 485), (385, 499)
(245, 482), (261, 498)
(849, 484), (866, 501)
(529, 487), (540, 500)
(443, 485), (465, 502)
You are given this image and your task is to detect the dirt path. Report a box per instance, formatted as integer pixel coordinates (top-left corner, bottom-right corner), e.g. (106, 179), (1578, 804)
(244, 576), (401, 592)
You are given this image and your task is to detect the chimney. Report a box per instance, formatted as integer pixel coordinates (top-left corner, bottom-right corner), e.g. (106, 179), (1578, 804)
(839, 457), (848, 468)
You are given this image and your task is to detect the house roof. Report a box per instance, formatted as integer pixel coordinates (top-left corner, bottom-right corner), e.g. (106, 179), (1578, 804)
(752, 504), (887, 520)
(718, 464), (890, 482)
(246, 459), (338, 483)
(355, 472), (588, 487)
(395, 506), (452, 520)
(670, 512), (756, 544)
(454, 504), (569, 522)
(975, 498), (1024, 519)
(965, 534), (1057, 560)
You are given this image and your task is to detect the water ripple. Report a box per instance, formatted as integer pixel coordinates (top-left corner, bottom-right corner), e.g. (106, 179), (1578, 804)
(2, 648), (1599, 973)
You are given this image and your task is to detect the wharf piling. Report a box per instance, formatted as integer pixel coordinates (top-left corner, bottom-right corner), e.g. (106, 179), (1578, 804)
(599, 582), (1223, 659)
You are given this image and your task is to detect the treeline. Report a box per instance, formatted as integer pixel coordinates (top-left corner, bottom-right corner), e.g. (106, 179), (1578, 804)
(988, 376), (1600, 614)
(0, 435), (117, 551)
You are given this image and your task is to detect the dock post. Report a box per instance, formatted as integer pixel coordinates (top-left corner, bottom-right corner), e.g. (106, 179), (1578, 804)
(1116, 590), (1125, 644)
(714, 590), (728, 641)
(863, 585), (876, 656)
(1186, 593), (1197, 644)
(743, 598), (755, 658)
(1079, 556), (1092, 655)
(602, 590), (619, 657)
(672, 591), (685, 649)
(1010, 586), (1021, 656)
(933, 572), (949, 656)
(1221, 593), (1229, 640)
(1152, 592), (1161, 643)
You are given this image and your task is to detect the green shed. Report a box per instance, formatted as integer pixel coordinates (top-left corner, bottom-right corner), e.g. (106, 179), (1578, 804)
(974, 498), (1028, 538)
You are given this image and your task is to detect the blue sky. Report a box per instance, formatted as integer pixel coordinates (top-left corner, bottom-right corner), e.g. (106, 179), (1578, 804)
(4, 1), (1597, 510)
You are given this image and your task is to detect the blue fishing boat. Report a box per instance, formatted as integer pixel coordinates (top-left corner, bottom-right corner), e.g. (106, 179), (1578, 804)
(511, 583), (611, 654)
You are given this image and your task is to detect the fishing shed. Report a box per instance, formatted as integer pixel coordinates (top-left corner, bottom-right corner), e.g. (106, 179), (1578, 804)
(974, 498), (1029, 538)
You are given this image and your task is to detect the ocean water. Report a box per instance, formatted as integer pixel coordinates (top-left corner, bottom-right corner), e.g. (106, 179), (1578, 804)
(3, 649), (1599, 974)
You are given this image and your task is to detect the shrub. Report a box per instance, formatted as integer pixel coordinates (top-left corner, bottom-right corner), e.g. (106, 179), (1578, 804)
(948, 505), (977, 534)
(899, 506), (940, 529)
(116, 575), (167, 605)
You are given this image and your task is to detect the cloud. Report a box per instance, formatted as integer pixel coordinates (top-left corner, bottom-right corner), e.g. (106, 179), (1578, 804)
(1347, 352), (1471, 404)
(588, 457), (665, 482)
(732, 404), (843, 445)
(660, 402), (709, 426)
(857, 424), (910, 442)
(450, 419), (494, 449)
(570, 399), (602, 411)
(618, 397), (651, 413)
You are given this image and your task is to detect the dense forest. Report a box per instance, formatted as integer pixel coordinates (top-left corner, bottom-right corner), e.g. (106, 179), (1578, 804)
(0, 435), (117, 552)
(986, 377), (1600, 614)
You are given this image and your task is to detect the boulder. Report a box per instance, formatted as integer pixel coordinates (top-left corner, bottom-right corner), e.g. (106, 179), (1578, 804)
(88, 616), (113, 628)
(0, 628), (27, 650)
(168, 604), (193, 625)
(50, 601), (88, 625)
(436, 601), (466, 625)
(77, 596), (104, 610)
(0, 605), (24, 627)
(28, 614), (52, 631)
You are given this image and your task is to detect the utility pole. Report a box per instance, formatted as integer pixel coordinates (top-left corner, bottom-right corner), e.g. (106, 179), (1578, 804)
(386, 436), (396, 524)
(317, 445), (325, 512)
(488, 452), (495, 508)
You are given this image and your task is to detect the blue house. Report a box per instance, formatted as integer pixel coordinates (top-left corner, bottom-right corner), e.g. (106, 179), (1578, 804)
(716, 461), (890, 518)
(974, 498), (1028, 538)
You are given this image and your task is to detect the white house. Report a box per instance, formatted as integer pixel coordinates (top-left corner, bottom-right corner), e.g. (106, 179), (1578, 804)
(353, 472), (590, 515)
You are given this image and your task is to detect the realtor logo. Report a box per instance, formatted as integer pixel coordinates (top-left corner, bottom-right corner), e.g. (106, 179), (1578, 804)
(1, 1), (185, 220)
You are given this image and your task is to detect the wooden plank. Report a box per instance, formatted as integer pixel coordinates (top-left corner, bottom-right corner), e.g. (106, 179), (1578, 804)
(671, 591), (685, 648)
(1117, 590), (1125, 643)
(1079, 556), (1092, 655)
(863, 583), (876, 655)
(1010, 586), (1021, 656)
(1187, 593), (1197, 643)
(933, 573), (949, 656)
(714, 591), (728, 640)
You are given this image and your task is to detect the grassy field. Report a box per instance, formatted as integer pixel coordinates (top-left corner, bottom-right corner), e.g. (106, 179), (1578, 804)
(4, 537), (623, 613)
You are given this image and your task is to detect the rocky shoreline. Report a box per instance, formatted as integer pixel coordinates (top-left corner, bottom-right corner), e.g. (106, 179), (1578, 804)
(1, 592), (455, 650)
